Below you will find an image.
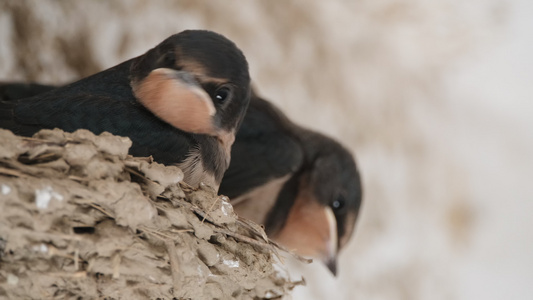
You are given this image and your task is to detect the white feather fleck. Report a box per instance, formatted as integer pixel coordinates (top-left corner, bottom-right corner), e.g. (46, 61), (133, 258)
(7, 274), (19, 285)
(35, 186), (64, 209)
(1, 184), (11, 195)
(223, 259), (240, 268)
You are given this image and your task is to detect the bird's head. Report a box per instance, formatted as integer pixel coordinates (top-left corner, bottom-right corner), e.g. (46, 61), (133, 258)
(130, 30), (251, 148)
(273, 136), (362, 276)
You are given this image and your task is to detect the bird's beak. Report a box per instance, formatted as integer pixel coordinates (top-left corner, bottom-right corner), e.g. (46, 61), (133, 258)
(132, 68), (218, 135)
(274, 189), (339, 276)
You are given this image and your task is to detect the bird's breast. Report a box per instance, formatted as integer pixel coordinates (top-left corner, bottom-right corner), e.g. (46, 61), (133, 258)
(177, 147), (217, 189)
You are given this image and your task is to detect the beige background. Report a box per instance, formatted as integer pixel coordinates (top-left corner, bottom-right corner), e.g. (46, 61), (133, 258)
(1, 1), (532, 299)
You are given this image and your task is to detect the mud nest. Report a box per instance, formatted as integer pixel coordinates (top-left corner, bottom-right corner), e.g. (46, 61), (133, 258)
(0, 129), (303, 299)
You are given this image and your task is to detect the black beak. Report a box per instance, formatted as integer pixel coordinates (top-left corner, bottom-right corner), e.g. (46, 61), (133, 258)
(325, 256), (337, 276)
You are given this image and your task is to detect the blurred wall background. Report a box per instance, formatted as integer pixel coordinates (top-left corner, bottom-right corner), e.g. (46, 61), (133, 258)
(1, 1), (532, 299)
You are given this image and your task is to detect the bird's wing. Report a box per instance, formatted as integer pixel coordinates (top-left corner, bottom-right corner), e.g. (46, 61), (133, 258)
(0, 89), (194, 164)
(0, 82), (58, 101)
(219, 96), (304, 198)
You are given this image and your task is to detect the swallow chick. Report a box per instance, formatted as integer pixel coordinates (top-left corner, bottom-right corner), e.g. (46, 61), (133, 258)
(0, 30), (251, 190)
(219, 91), (362, 275)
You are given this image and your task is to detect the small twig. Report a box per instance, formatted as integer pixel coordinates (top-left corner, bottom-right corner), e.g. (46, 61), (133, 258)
(178, 181), (194, 190)
(140, 226), (177, 241)
(88, 203), (115, 219)
(112, 252), (121, 279)
(48, 271), (87, 278)
(74, 247), (80, 271)
(17, 228), (84, 242)
(68, 175), (88, 182)
(191, 207), (215, 225)
(165, 240), (182, 291)
(21, 136), (50, 142)
(214, 228), (275, 250)
(31, 152), (59, 161)
(201, 197), (219, 224)
(156, 195), (170, 201)
(236, 218), (269, 242)
(124, 166), (147, 179)
(0, 166), (26, 177)
(169, 228), (194, 234)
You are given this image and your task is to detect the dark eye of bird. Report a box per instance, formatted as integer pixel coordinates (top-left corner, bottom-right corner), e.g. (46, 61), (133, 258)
(215, 87), (230, 103)
(332, 196), (346, 212)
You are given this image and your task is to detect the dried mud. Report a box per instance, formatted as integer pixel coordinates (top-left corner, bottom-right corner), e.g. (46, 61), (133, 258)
(0, 129), (302, 299)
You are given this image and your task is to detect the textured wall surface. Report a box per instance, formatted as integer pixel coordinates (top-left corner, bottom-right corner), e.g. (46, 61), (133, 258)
(1, 1), (532, 299)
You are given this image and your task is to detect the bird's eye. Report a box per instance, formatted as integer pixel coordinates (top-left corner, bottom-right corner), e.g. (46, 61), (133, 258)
(331, 196), (346, 212)
(215, 87), (230, 103)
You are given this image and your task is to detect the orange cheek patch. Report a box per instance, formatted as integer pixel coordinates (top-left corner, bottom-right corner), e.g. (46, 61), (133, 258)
(273, 187), (337, 261)
(132, 68), (217, 135)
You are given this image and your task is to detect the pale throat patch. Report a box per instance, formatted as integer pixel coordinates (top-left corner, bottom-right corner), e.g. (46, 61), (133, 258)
(177, 132), (234, 191)
(177, 147), (217, 190)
